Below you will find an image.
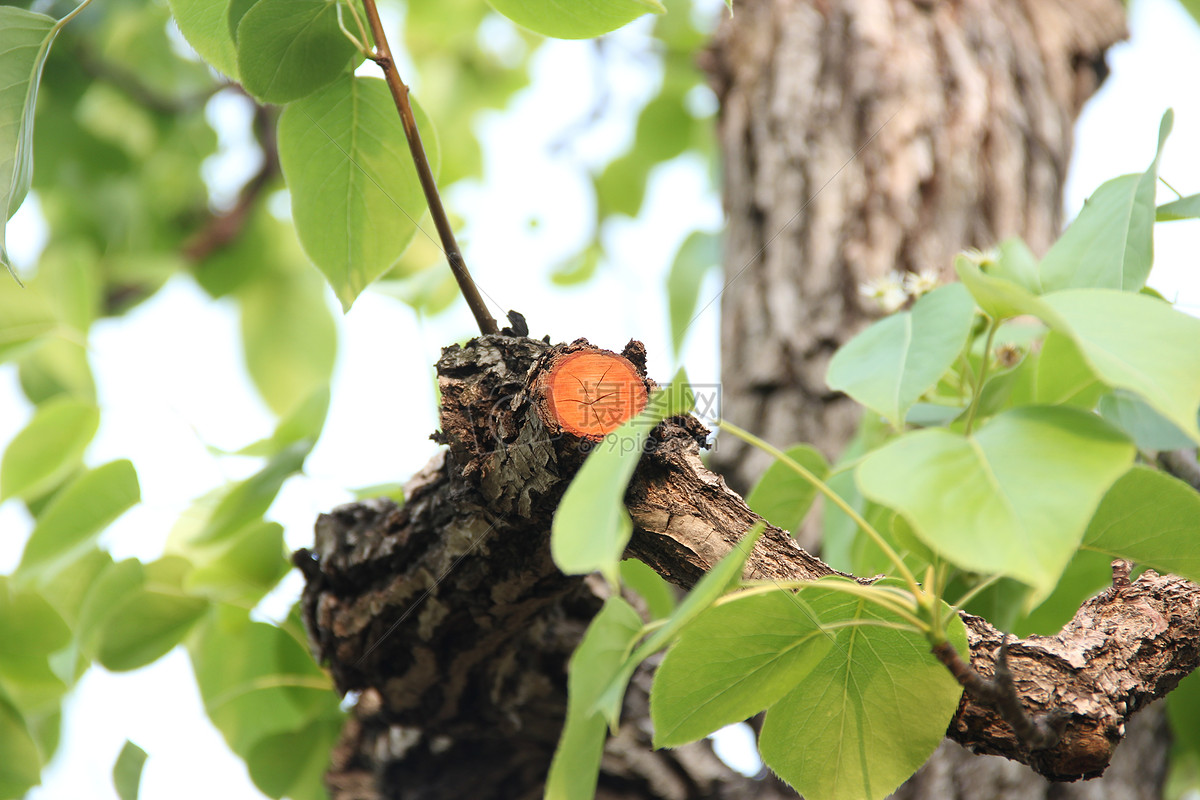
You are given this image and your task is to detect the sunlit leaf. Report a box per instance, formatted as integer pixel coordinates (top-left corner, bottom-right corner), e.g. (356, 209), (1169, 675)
(0, 576), (72, 710)
(95, 586), (208, 672)
(1041, 290), (1200, 443)
(112, 740), (148, 800)
(17, 338), (95, 404)
(189, 609), (338, 757)
(0, 7), (56, 271)
(0, 691), (42, 798)
(1039, 110), (1171, 293)
(486, 0), (663, 39)
(238, 267), (337, 418)
(1081, 465), (1200, 585)
(828, 283), (976, 428)
(665, 230), (720, 356)
(746, 444), (829, 535)
(1157, 192), (1200, 221)
(245, 716), (343, 800)
(278, 76), (438, 311)
(591, 524), (766, 729)
(619, 558), (675, 620)
(1032, 332), (1104, 409)
(236, 0), (359, 104)
(857, 407), (1134, 602)
(0, 396), (99, 502)
(758, 587), (967, 800)
(545, 597), (642, 800)
(652, 588), (834, 746)
(18, 460), (140, 582)
(166, 0), (239, 78)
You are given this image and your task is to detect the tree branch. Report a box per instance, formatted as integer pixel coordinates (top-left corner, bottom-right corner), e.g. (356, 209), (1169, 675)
(297, 336), (1200, 797)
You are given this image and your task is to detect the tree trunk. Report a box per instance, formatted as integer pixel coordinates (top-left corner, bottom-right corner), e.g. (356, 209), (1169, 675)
(707, 0), (1126, 492)
(704, 0), (1174, 797)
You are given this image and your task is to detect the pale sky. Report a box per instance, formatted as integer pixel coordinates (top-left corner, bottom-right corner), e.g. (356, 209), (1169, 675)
(2, 0), (1199, 796)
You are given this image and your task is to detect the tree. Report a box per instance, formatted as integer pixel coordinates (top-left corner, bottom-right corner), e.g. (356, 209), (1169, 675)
(2, 2), (1200, 800)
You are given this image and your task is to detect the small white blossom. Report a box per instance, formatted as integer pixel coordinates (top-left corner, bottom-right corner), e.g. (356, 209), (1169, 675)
(858, 270), (907, 313)
(903, 268), (939, 298)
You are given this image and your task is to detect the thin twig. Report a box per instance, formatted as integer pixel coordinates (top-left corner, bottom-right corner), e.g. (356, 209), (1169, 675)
(932, 638), (1068, 751)
(1159, 449), (1200, 492)
(183, 101), (280, 263)
(359, 0), (499, 335)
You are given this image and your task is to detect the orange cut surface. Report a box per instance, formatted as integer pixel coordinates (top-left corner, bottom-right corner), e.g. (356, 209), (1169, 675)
(545, 352), (648, 439)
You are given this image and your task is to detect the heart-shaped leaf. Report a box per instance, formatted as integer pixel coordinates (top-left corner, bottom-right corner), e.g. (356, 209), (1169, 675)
(758, 587), (967, 800)
(827, 283), (976, 428)
(857, 407), (1133, 601)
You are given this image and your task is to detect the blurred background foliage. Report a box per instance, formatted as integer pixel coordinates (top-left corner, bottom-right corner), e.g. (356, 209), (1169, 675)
(0, 0), (724, 797)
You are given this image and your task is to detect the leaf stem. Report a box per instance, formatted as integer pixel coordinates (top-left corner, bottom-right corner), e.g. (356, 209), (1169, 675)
(358, 0), (499, 335)
(963, 319), (999, 435)
(715, 419), (922, 598)
(53, 0), (96, 33)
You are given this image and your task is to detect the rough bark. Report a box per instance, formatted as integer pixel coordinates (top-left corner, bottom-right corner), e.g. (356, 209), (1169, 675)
(297, 337), (1200, 799)
(705, 0), (1128, 493)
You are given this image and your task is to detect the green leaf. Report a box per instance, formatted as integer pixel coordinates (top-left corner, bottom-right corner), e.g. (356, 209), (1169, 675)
(167, 0), (240, 78)
(277, 75), (438, 311)
(1041, 290), (1200, 443)
(746, 445), (829, 534)
(1168, 669), (1200, 758)
(1040, 110), (1171, 293)
(17, 338), (95, 404)
(189, 610), (338, 757)
(1081, 465), (1200, 584)
(0, 396), (99, 502)
(245, 716), (343, 800)
(552, 369), (695, 584)
(95, 586), (209, 672)
(112, 740), (148, 800)
(955, 253), (1048, 321)
(236, 0), (359, 104)
(0, 576), (72, 709)
(651, 589), (834, 747)
(1157, 192), (1200, 221)
(486, 0), (664, 39)
(1098, 392), (1194, 451)
(550, 245), (600, 286)
(184, 520), (289, 604)
(828, 283), (976, 428)
(951, 271), (1200, 444)
(758, 588), (967, 800)
(618, 559), (675, 620)
(987, 238), (1043, 294)
(590, 524), (767, 729)
(17, 460), (140, 582)
(1015, 548), (1112, 637)
(76, 559), (146, 657)
(0, 279), (55, 363)
(233, 387), (330, 457)
(545, 597), (643, 800)
(188, 441), (310, 545)
(1032, 332), (1105, 409)
(857, 407), (1134, 601)
(0, 7), (56, 271)
(0, 691), (41, 798)
(666, 230), (720, 356)
(238, 267), (337, 418)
